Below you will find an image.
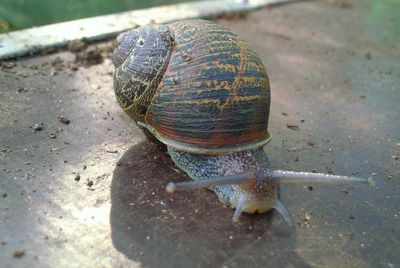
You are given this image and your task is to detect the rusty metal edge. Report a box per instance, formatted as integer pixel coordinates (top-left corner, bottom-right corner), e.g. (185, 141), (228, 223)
(0, 0), (295, 60)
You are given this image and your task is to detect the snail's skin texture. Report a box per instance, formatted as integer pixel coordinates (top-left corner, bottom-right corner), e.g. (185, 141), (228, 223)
(168, 147), (278, 214)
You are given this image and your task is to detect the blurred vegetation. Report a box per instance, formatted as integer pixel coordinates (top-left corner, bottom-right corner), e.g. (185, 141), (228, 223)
(0, 0), (192, 33)
(367, 0), (400, 46)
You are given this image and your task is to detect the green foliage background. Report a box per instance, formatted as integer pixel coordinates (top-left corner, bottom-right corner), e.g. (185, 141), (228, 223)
(0, 0), (190, 33)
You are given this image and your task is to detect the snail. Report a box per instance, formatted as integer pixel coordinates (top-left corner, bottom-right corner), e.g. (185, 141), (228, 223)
(112, 19), (370, 223)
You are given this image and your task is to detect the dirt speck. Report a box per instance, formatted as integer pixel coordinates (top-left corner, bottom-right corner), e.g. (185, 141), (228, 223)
(286, 124), (300, 131)
(50, 57), (65, 72)
(0, 61), (16, 69)
(74, 172), (80, 182)
(338, 232), (354, 238)
(17, 87), (29, 93)
(75, 46), (104, 66)
(306, 141), (315, 147)
(12, 250), (25, 258)
(86, 179), (94, 187)
(304, 185), (314, 191)
(67, 39), (87, 52)
(57, 116), (70, 125)
(32, 123), (44, 132)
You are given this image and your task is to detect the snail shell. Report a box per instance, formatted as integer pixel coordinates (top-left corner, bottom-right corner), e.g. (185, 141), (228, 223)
(113, 19), (271, 154)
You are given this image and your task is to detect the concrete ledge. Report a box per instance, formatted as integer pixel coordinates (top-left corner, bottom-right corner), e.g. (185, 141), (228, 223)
(0, 0), (294, 60)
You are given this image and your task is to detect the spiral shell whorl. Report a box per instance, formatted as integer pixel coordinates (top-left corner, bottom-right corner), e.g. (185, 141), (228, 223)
(113, 24), (174, 122)
(112, 29), (139, 68)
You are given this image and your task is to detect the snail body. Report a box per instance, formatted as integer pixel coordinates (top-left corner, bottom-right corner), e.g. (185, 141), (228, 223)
(113, 19), (368, 222)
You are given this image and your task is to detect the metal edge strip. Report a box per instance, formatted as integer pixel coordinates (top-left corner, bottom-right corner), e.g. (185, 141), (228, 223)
(0, 0), (295, 60)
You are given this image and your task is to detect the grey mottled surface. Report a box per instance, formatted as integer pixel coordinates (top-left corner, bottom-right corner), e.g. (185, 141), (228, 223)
(1, 0), (399, 267)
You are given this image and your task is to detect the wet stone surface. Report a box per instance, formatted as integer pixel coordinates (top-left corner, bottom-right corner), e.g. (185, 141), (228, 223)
(0, 0), (399, 267)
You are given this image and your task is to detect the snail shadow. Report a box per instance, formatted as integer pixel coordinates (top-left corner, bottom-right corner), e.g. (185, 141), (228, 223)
(110, 141), (311, 267)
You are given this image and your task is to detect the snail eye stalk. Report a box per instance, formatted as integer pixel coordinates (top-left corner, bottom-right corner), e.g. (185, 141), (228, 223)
(268, 170), (373, 186)
(165, 170), (372, 193)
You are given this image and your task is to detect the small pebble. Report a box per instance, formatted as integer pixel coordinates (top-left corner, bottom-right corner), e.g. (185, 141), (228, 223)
(86, 179), (93, 187)
(286, 124), (300, 131)
(13, 250), (24, 258)
(32, 123), (43, 132)
(57, 116), (70, 125)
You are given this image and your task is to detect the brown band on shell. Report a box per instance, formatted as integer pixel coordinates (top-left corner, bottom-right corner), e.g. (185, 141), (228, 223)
(145, 20), (271, 152)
